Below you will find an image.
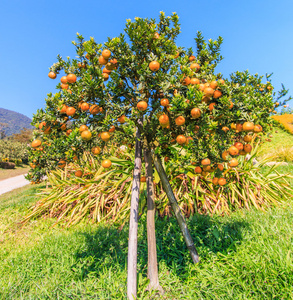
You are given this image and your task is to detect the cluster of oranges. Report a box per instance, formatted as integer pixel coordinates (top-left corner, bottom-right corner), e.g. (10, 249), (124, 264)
(96, 49), (118, 81)
(192, 121), (262, 185)
(38, 50), (264, 185)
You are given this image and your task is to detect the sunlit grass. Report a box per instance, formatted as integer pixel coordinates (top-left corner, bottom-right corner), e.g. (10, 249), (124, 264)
(0, 183), (293, 299)
(257, 127), (293, 158)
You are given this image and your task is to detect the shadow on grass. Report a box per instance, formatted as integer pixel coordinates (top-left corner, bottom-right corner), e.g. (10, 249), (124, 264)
(72, 213), (250, 280)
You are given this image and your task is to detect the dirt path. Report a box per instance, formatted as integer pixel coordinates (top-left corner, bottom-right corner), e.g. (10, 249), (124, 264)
(0, 174), (30, 196)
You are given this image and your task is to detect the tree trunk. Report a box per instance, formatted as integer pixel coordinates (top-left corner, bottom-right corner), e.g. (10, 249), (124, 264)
(127, 127), (142, 299)
(153, 154), (200, 264)
(144, 148), (163, 293)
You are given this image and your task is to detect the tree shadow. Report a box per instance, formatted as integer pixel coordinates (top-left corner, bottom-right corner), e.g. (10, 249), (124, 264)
(154, 213), (250, 275)
(71, 213), (250, 280)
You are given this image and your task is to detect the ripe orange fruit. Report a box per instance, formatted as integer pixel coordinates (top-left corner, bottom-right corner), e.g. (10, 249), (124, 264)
(213, 90), (222, 99)
(91, 146), (101, 155)
(81, 130), (92, 141)
(61, 124), (67, 131)
(89, 105), (100, 115)
(210, 81), (218, 89)
(190, 78), (200, 85)
(102, 49), (111, 59)
(118, 115), (126, 123)
(228, 146), (239, 156)
(66, 107), (76, 116)
(194, 125), (200, 133)
(175, 116), (185, 126)
(79, 125), (88, 133)
(102, 73), (109, 81)
(244, 135), (252, 142)
(217, 164), (224, 171)
(176, 135), (187, 145)
(229, 158), (238, 167)
(101, 131), (111, 142)
(185, 137), (193, 145)
(58, 160), (66, 169)
(191, 108), (201, 119)
(140, 176), (146, 182)
(103, 67), (112, 74)
(204, 87), (214, 97)
(109, 126), (115, 132)
(236, 124), (243, 132)
(102, 159), (112, 168)
(190, 63), (200, 72)
(229, 101), (234, 109)
(243, 122), (254, 132)
(81, 102), (90, 111)
(149, 61), (160, 71)
(75, 170), (83, 177)
(203, 165), (212, 172)
(154, 32), (160, 39)
(198, 84), (205, 91)
(209, 102), (216, 111)
(43, 126), (51, 134)
(159, 114), (169, 125)
(78, 62), (86, 69)
(99, 55), (108, 65)
(201, 158), (211, 166)
(218, 177), (227, 186)
(32, 139), (42, 148)
(59, 104), (68, 114)
(222, 126), (229, 132)
(194, 166), (202, 174)
(254, 125), (262, 133)
(219, 79), (225, 85)
(67, 74), (77, 83)
(60, 76), (68, 84)
(61, 83), (69, 90)
(189, 55), (195, 62)
(39, 121), (46, 130)
(182, 76), (191, 85)
(244, 144), (252, 153)
(48, 71), (56, 79)
(212, 177), (219, 185)
(234, 142), (244, 151)
(222, 151), (229, 160)
(160, 98), (169, 106)
(106, 62), (116, 70)
(66, 129), (72, 136)
(137, 101), (148, 111)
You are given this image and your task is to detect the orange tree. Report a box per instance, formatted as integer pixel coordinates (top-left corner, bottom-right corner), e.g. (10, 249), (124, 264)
(26, 12), (286, 298)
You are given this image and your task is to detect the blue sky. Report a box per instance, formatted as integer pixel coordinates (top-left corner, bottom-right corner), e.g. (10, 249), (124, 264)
(0, 0), (292, 118)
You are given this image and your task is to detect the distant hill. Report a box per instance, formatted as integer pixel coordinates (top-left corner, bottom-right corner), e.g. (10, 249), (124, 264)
(0, 108), (33, 137)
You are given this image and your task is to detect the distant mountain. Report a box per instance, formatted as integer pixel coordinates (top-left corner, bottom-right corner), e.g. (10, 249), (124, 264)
(0, 108), (33, 136)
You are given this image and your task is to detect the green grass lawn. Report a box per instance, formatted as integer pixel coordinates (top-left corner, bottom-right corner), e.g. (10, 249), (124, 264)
(257, 127), (293, 158)
(0, 182), (293, 299)
(0, 165), (30, 181)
